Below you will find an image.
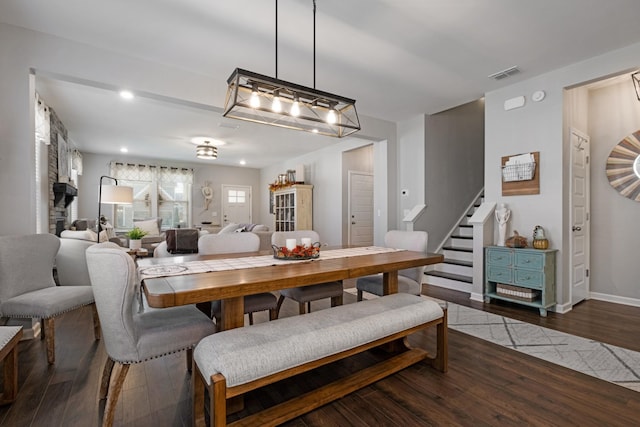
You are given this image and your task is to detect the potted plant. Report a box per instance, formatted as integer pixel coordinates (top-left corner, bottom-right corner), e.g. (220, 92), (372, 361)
(126, 226), (148, 250)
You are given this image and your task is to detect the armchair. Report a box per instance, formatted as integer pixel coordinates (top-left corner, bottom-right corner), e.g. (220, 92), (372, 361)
(0, 234), (98, 364)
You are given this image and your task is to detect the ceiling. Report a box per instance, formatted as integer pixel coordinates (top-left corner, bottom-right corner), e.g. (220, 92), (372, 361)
(3, 0), (640, 167)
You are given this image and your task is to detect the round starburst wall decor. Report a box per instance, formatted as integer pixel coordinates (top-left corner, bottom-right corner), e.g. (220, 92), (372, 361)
(606, 129), (640, 201)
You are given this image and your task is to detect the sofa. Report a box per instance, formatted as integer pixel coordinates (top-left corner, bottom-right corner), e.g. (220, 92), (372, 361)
(119, 218), (165, 251)
(217, 223), (273, 251)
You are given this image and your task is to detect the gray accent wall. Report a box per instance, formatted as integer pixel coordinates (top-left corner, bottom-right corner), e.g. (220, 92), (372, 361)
(423, 100), (485, 252)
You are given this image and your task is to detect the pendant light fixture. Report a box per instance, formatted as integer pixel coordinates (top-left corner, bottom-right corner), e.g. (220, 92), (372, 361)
(196, 140), (218, 160)
(223, 0), (360, 138)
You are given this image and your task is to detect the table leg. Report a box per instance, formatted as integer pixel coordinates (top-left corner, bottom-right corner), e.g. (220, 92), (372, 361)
(220, 297), (244, 330)
(382, 271), (398, 295)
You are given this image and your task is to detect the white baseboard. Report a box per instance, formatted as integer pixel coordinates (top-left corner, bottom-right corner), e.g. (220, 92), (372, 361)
(589, 292), (640, 308)
(469, 292), (484, 302)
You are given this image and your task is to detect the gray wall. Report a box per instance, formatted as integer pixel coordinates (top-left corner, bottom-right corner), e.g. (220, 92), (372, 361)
(587, 78), (640, 301)
(485, 40), (640, 309)
(78, 152), (261, 227)
(423, 99), (485, 252)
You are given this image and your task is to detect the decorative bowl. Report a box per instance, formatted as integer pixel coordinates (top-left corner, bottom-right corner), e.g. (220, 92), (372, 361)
(272, 242), (320, 260)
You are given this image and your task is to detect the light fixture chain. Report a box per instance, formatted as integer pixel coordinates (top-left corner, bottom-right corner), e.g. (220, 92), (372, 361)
(275, 0), (278, 79)
(313, 0), (316, 89)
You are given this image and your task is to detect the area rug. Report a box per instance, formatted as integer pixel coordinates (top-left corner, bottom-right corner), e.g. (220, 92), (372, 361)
(344, 288), (640, 392)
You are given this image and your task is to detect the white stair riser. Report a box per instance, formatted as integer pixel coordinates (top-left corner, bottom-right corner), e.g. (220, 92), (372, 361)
(458, 227), (473, 237)
(442, 249), (473, 262)
(423, 275), (472, 293)
(434, 263), (473, 276)
(449, 237), (472, 249)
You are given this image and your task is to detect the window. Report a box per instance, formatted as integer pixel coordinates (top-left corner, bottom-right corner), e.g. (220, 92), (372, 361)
(227, 190), (246, 204)
(110, 162), (193, 230)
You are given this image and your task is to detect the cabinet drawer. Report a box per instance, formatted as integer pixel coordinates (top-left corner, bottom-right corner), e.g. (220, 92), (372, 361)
(514, 269), (543, 289)
(487, 265), (513, 283)
(486, 249), (513, 267)
(515, 251), (544, 270)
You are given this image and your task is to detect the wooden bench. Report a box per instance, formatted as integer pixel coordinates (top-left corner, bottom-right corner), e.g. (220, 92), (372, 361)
(0, 326), (23, 405)
(193, 293), (447, 426)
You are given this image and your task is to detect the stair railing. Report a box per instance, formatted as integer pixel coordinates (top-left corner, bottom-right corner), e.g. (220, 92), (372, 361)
(468, 202), (496, 302)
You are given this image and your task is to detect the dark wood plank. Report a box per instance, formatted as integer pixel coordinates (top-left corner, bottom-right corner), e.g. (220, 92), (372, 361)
(0, 286), (638, 426)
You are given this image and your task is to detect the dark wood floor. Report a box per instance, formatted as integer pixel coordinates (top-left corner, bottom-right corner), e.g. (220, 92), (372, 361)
(1, 286), (639, 426)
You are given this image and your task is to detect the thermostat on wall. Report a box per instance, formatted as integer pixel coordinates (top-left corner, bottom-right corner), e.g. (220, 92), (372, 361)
(504, 95), (525, 111)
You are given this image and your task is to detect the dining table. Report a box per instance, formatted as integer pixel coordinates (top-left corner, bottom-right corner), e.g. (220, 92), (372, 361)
(138, 246), (444, 331)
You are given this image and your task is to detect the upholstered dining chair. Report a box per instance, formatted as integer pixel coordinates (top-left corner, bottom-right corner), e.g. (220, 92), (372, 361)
(0, 234), (98, 364)
(356, 230), (429, 301)
(271, 230), (344, 315)
(198, 233), (279, 325)
(85, 243), (215, 427)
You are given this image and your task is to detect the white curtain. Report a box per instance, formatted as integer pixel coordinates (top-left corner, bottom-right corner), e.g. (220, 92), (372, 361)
(110, 162), (193, 184)
(35, 93), (50, 146)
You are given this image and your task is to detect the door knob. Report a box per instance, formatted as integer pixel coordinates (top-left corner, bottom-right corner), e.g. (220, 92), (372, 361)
(572, 226), (582, 231)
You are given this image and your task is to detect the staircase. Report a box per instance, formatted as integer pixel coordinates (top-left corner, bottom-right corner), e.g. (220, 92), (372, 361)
(424, 193), (484, 293)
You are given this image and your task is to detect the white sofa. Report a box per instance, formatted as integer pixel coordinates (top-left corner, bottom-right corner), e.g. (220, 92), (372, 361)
(217, 223), (273, 251)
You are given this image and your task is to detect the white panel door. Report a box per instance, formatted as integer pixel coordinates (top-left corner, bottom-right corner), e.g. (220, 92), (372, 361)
(221, 185), (252, 226)
(570, 128), (590, 305)
(348, 171), (374, 246)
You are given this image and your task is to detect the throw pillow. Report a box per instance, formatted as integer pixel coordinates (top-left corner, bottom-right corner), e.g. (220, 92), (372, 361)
(133, 218), (160, 236)
(60, 229), (98, 241)
(218, 223), (242, 234)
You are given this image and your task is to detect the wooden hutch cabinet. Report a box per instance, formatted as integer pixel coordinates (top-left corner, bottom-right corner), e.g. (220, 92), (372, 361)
(273, 184), (313, 232)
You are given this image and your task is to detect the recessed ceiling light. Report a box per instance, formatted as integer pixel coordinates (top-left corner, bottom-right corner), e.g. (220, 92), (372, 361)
(239, 160), (246, 165)
(120, 147), (128, 153)
(119, 90), (134, 100)
(190, 136), (226, 146)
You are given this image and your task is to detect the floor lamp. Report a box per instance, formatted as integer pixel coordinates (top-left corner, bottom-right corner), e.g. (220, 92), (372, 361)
(98, 175), (133, 243)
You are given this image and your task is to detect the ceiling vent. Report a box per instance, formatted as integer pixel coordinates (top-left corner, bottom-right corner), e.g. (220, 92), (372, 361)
(488, 66), (520, 81)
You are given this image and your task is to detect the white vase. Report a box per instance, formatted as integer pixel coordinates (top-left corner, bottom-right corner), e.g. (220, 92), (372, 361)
(129, 239), (142, 250)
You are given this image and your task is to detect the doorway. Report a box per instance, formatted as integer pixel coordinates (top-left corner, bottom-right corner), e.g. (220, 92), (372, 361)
(221, 185), (252, 226)
(569, 128), (591, 305)
(348, 171), (374, 246)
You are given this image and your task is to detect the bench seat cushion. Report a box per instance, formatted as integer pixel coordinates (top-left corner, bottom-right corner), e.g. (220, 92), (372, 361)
(194, 293), (443, 387)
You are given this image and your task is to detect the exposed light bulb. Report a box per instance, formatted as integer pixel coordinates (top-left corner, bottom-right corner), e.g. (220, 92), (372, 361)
(272, 91), (282, 113)
(290, 98), (301, 117)
(312, 128), (319, 134)
(327, 108), (337, 124)
(250, 85), (260, 108)
(119, 90), (134, 100)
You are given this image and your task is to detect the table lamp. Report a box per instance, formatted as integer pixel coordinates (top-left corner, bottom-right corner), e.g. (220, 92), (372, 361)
(98, 175), (133, 243)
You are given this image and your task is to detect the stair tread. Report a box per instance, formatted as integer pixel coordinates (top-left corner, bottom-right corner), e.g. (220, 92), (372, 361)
(443, 246), (473, 253)
(442, 259), (473, 267)
(451, 235), (473, 240)
(425, 270), (473, 283)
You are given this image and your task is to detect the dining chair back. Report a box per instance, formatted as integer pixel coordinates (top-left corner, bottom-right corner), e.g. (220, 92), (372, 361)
(356, 230), (429, 300)
(0, 234), (97, 364)
(197, 233), (277, 325)
(86, 242), (215, 427)
(271, 230), (343, 315)
(56, 238), (94, 286)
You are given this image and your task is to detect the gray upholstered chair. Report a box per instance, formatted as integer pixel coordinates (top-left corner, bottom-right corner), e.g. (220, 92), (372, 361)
(271, 231), (344, 315)
(356, 230), (429, 301)
(0, 234), (98, 364)
(85, 242), (215, 427)
(198, 233), (278, 325)
(56, 238), (95, 286)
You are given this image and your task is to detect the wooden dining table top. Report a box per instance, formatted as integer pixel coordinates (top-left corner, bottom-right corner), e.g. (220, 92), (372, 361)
(139, 247), (444, 310)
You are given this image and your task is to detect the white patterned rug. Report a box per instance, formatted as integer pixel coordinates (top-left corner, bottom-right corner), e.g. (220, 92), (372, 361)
(344, 288), (640, 392)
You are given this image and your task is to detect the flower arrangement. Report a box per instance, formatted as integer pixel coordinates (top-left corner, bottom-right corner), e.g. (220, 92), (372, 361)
(126, 226), (148, 240)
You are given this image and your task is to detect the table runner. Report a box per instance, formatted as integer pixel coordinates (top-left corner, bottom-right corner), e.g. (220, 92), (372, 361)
(138, 246), (403, 281)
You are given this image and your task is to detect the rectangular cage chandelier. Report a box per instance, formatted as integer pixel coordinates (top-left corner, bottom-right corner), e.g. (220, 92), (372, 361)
(223, 68), (360, 138)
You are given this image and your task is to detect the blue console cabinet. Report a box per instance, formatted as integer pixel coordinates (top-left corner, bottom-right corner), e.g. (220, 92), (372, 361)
(484, 246), (557, 316)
